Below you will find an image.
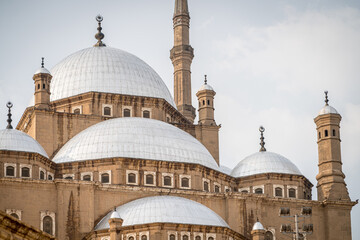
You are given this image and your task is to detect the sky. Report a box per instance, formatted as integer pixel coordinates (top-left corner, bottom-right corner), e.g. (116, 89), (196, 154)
(0, 0), (359, 238)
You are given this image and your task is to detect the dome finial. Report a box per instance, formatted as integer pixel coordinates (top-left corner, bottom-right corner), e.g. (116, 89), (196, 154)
(94, 15), (106, 47)
(6, 101), (13, 129)
(204, 74), (207, 85)
(324, 90), (329, 106)
(41, 57), (44, 68)
(259, 126), (266, 152)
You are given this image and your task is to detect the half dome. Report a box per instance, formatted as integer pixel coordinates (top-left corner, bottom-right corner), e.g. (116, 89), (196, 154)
(94, 196), (229, 230)
(52, 118), (219, 170)
(231, 151), (301, 178)
(49, 47), (176, 108)
(0, 129), (48, 158)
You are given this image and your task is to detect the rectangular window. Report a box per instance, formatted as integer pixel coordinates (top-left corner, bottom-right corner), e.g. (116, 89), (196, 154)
(4, 163), (16, 177)
(126, 170), (138, 185)
(162, 173), (174, 188)
(20, 164), (32, 178)
(99, 170), (111, 184)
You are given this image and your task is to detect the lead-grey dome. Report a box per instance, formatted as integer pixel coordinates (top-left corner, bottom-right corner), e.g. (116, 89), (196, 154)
(94, 196), (229, 230)
(0, 129), (48, 158)
(52, 118), (219, 170)
(231, 151), (302, 178)
(49, 47), (176, 108)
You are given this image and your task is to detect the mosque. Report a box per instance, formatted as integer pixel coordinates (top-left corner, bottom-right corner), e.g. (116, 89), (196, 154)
(0, 0), (356, 240)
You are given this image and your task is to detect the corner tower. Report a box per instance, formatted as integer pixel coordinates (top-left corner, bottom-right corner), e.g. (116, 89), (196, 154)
(33, 58), (52, 110)
(170, 0), (196, 123)
(314, 91), (350, 201)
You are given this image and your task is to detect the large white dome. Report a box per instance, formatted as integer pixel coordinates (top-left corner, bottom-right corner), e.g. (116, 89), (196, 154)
(94, 196), (229, 230)
(49, 47), (176, 107)
(52, 118), (219, 170)
(231, 151), (301, 178)
(0, 129), (48, 158)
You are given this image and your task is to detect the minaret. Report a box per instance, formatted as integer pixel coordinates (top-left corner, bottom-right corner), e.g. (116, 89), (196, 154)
(314, 91), (350, 201)
(33, 57), (52, 110)
(196, 75), (216, 125)
(170, 0), (195, 123)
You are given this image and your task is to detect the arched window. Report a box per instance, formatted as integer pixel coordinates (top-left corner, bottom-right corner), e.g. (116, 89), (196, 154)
(195, 236), (201, 240)
(129, 237), (134, 240)
(183, 235), (189, 240)
(74, 109), (80, 114)
(288, 188), (296, 198)
(215, 185), (220, 193)
(123, 108), (131, 117)
(207, 100), (210, 105)
(325, 129), (328, 137)
(275, 187), (283, 197)
(104, 107), (111, 116)
(202, 100), (205, 105)
(141, 236), (147, 240)
(164, 176), (172, 186)
(128, 173), (136, 183)
(43, 216), (53, 235)
(333, 129), (336, 136)
(40, 171), (45, 180)
(208, 237), (214, 240)
(48, 174), (53, 180)
(37, 84), (40, 89)
(255, 188), (263, 194)
(6, 166), (15, 177)
(10, 213), (19, 219)
(146, 174), (154, 185)
(43, 83), (45, 89)
(64, 176), (73, 180)
(181, 177), (189, 188)
(21, 167), (30, 178)
(204, 181), (209, 192)
(83, 175), (91, 181)
(101, 173), (109, 183)
(318, 132), (321, 139)
(264, 231), (274, 240)
(169, 234), (176, 240)
(143, 110), (150, 118)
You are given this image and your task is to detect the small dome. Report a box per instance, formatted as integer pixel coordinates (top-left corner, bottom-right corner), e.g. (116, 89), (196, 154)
(231, 151), (301, 178)
(0, 129), (48, 158)
(53, 118), (219, 170)
(34, 67), (51, 75)
(252, 221), (264, 231)
(198, 83), (214, 91)
(49, 47), (176, 108)
(109, 211), (121, 219)
(94, 196), (229, 230)
(318, 105), (338, 116)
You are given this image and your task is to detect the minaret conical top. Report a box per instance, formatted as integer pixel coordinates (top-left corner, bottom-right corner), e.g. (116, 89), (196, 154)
(94, 15), (106, 47)
(259, 126), (266, 152)
(6, 102), (13, 129)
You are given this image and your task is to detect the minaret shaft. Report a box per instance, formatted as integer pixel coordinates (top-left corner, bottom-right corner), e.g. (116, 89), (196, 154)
(170, 0), (195, 123)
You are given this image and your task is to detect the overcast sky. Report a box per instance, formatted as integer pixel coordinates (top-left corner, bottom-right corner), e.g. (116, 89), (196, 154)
(0, 0), (359, 238)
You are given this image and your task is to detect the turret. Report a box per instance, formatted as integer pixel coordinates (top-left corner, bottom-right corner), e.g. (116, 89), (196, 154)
(314, 91), (350, 201)
(251, 220), (265, 240)
(170, 0), (195, 123)
(33, 58), (52, 110)
(196, 75), (216, 125)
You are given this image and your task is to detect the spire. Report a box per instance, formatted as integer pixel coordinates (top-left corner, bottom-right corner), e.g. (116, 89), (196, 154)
(94, 15), (106, 47)
(174, 0), (189, 16)
(204, 74), (207, 85)
(6, 102), (13, 129)
(41, 57), (44, 68)
(259, 126), (266, 152)
(324, 90), (329, 106)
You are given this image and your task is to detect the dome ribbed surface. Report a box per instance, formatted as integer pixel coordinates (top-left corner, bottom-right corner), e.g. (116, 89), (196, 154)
(49, 47), (176, 107)
(231, 151), (301, 178)
(95, 196), (229, 230)
(0, 129), (48, 158)
(52, 118), (219, 170)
